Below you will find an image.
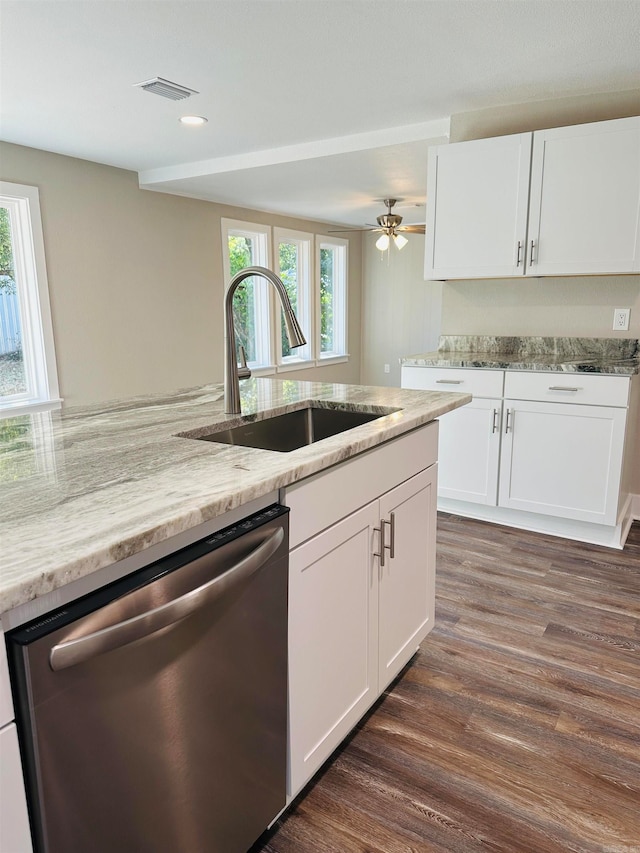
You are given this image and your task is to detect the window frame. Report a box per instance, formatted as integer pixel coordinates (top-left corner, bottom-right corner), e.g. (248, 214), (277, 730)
(220, 218), (273, 373)
(0, 182), (60, 414)
(220, 219), (350, 376)
(316, 236), (349, 364)
(273, 227), (314, 371)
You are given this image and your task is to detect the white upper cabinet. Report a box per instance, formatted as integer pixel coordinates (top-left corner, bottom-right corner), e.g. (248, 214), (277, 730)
(425, 133), (532, 279)
(528, 118), (640, 276)
(425, 116), (640, 280)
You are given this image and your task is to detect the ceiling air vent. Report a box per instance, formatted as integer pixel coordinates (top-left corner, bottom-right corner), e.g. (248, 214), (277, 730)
(134, 77), (198, 101)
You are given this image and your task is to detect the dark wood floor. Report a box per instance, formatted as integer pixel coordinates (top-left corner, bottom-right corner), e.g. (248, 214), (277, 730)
(252, 514), (640, 853)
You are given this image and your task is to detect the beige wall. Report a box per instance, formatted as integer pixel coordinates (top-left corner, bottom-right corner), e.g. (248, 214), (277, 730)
(361, 233), (441, 387)
(0, 142), (362, 407)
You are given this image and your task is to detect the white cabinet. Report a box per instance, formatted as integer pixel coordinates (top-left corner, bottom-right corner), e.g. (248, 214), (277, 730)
(287, 501), (379, 798)
(528, 119), (640, 276)
(436, 397), (502, 505)
(284, 427), (438, 798)
(425, 132), (532, 279)
(402, 365), (634, 547)
(498, 399), (627, 525)
(0, 631), (33, 853)
(378, 470), (436, 690)
(401, 366), (503, 506)
(425, 116), (640, 280)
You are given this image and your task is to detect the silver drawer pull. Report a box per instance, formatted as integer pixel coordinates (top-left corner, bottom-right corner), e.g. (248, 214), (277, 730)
(435, 379), (464, 385)
(548, 386), (580, 392)
(492, 408), (500, 433)
(516, 240), (523, 266)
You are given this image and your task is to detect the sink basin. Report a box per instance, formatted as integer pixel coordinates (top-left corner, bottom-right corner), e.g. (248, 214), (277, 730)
(181, 404), (398, 452)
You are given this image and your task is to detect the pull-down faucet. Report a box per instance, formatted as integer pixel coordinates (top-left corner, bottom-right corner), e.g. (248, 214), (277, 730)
(224, 265), (307, 414)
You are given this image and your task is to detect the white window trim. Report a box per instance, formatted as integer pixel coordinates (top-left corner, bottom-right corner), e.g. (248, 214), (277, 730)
(220, 218), (274, 372)
(316, 236), (348, 362)
(0, 181), (60, 414)
(273, 226), (314, 370)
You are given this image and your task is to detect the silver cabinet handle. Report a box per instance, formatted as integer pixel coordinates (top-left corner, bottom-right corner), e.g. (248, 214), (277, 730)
(516, 240), (523, 266)
(505, 408), (513, 434)
(49, 527), (284, 671)
(374, 522), (386, 567)
(435, 379), (464, 385)
(548, 386), (580, 392)
(529, 239), (536, 264)
(384, 512), (396, 560)
(492, 408), (500, 433)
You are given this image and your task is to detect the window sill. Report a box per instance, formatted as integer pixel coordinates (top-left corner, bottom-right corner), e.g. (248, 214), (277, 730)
(317, 354), (350, 366)
(276, 359), (317, 374)
(0, 398), (63, 418)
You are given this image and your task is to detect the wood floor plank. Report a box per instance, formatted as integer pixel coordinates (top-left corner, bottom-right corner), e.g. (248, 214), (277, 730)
(251, 517), (640, 853)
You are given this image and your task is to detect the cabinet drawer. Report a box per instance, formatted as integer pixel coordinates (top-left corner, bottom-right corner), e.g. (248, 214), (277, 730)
(402, 366), (504, 398)
(504, 371), (630, 407)
(285, 423), (438, 548)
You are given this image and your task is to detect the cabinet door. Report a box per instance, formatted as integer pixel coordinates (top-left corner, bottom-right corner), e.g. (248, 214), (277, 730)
(0, 723), (33, 853)
(288, 502), (379, 798)
(424, 133), (532, 280)
(437, 399), (502, 506)
(378, 467), (436, 691)
(498, 400), (627, 525)
(527, 117), (640, 275)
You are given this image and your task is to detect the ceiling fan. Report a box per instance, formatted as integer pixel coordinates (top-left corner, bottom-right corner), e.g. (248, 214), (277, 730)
(329, 198), (426, 251)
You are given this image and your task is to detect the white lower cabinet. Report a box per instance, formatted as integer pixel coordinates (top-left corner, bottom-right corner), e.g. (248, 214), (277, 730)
(498, 399), (627, 525)
(402, 366), (635, 547)
(436, 397), (501, 505)
(285, 430), (438, 799)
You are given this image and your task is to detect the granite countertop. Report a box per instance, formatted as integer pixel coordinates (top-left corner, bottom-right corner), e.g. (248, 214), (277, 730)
(401, 336), (640, 375)
(0, 378), (470, 614)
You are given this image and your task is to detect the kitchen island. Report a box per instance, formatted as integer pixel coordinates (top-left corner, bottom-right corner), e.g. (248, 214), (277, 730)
(0, 377), (469, 853)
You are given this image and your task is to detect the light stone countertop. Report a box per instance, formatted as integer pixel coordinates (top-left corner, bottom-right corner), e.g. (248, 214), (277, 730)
(0, 378), (470, 614)
(401, 336), (640, 375)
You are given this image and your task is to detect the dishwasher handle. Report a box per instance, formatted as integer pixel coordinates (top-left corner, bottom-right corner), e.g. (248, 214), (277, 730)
(49, 526), (284, 672)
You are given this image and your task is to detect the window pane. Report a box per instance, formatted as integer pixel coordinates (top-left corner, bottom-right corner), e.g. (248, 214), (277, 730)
(320, 247), (335, 354)
(279, 242), (299, 358)
(0, 206), (27, 400)
(228, 234), (256, 363)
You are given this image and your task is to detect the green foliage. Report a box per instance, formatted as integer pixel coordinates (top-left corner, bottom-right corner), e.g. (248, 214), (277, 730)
(279, 242), (298, 357)
(228, 235), (255, 361)
(319, 248), (334, 353)
(0, 208), (16, 294)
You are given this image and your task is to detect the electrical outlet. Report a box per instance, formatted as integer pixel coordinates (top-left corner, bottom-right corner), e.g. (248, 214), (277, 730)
(384, 363), (390, 374)
(613, 308), (630, 331)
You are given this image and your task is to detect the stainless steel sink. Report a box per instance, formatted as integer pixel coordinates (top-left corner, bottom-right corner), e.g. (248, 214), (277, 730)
(181, 405), (397, 452)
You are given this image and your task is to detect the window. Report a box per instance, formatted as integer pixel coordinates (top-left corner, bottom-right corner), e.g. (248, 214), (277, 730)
(317, 237), (348, 361)
(221, 219), (272, 370)
(274, 228), (312, 368)
(0, 182), (59, 412)
(220, 219), (348, 374)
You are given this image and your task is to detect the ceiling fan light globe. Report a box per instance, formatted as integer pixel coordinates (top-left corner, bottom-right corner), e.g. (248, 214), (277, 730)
(376, 233), (390, 251)
(393, 233), (408, 250)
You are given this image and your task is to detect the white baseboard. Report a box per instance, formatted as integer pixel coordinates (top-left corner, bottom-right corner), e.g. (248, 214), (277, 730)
(438, 496), (638, 550)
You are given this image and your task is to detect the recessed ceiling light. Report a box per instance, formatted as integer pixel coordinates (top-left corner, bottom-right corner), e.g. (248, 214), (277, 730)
(179, 115), (208, 126)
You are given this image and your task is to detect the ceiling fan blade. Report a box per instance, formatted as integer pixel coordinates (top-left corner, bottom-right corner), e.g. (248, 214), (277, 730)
(327, 227), (383, 233)
(397, 225), (426, 234)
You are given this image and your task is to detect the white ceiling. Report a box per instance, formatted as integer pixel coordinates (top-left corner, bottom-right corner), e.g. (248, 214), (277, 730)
(1, 1), (640, 227)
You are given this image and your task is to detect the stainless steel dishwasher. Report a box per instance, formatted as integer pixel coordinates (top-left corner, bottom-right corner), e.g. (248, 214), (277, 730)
(7, 504), (289, 853)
